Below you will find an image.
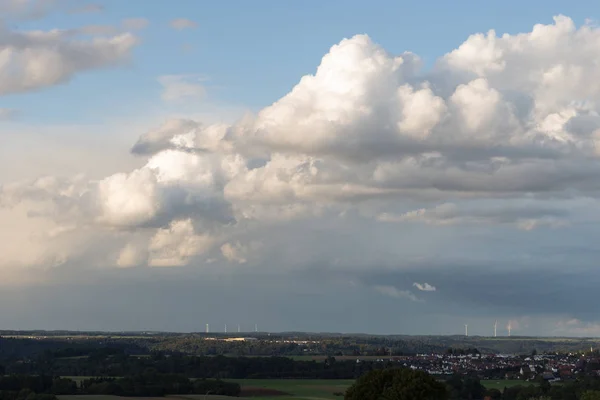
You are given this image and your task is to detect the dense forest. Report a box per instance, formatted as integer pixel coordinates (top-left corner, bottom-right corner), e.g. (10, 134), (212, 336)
(5, 350), (389, 379)
(0, 373), (240, 399)
(1, 332), (598, 359)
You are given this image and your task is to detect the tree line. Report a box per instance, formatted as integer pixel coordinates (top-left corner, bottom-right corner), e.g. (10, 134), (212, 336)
(0, 373), (239, 399)
(6, 351), (388, 379)
(2, 334), (598, 360)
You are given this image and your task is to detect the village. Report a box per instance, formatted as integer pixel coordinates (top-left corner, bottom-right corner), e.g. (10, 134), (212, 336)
(361, 352), (590, 382)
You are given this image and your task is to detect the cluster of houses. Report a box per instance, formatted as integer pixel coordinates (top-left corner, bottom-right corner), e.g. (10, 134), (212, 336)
(360, 352), (587, 381)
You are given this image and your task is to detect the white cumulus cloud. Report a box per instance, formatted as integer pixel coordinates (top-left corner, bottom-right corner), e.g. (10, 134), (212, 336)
(5, 15), (600, 281)
(148, 219), (215, 267)
(413, 282), (436, 292)
(0, 23), (138, 95)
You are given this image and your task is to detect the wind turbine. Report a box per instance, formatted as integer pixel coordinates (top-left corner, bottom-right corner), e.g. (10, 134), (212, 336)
(206, 323), (209, 334)
(494, 320), (497, 338)
(465, 324), (468, 337)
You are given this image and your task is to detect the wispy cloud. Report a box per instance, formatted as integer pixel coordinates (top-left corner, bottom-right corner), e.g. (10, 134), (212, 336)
(378, 202), (569, 231)
(554, 318), (600, 336)
(506, 317), (530, 333)
(158, 74), (206, 102)
(122, 18), (150, 31)
(374, 285), (422, 302)
(0, 0), (60, 19)
(69, 3), (104, 14)
(78, 25), (117, 36)
(0, 108), (19, 121)
(170, 18), (198, 30)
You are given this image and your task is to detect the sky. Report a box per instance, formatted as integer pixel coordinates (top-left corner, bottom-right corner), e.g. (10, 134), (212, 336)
(1, 0), (600, 337)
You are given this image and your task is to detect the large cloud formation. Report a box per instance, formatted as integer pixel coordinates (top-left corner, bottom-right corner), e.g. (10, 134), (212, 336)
(4, 15), (600, 261)
(3, 16), (600, 333)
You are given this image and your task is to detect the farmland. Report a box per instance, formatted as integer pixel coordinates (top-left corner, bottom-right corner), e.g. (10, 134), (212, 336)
(231, 379), (353, 399)
(55, 379), (536, 399)
(56, 379), (354, 400)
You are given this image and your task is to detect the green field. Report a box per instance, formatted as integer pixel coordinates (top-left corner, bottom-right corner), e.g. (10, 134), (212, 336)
(58, 378), (536, 399)
(232, 379), (352, 399)
(481, 380), (535, 390)
(58, 379), (354, 400)
(59, 397), (237, 400)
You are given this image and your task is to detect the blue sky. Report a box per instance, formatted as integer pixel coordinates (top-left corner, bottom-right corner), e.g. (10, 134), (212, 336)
(2, 0), (600, 335)
(3, 0), (590, 123)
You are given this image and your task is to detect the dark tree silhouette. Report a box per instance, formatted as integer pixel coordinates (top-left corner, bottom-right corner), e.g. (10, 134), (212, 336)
(344, 368), (448, 400)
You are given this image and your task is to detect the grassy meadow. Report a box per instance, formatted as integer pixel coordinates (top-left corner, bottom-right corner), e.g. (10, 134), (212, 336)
(58, 377), (537, 399)
(232, 379), (352, 399)
(58, 378), (354, 400)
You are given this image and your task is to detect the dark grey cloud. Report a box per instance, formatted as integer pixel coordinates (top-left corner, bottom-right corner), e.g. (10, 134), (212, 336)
(350, 249), (600, 325)
(3, 256), (596, 335)
(0, 267), (393, 333)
